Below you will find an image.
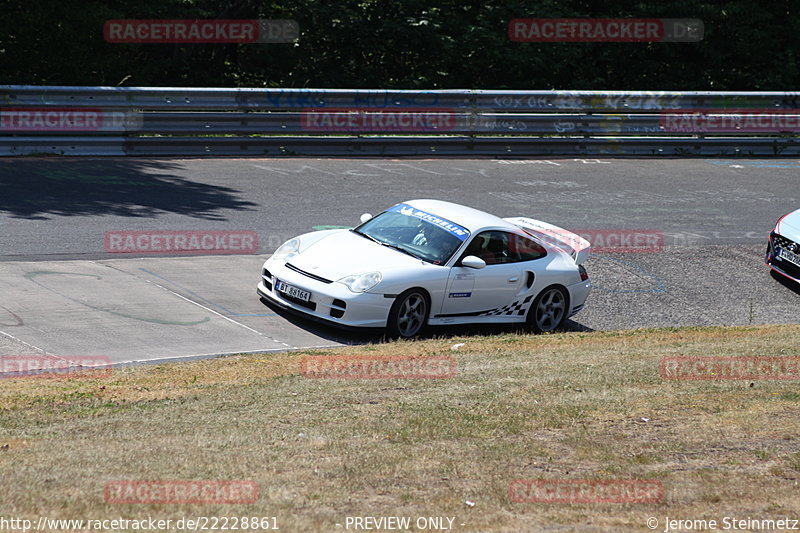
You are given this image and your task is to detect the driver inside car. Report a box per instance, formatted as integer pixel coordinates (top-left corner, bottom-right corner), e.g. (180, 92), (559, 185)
(412, 224), (461, 264)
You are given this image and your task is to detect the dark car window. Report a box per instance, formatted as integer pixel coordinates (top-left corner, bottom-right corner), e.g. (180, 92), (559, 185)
(461, 231), (547, 265)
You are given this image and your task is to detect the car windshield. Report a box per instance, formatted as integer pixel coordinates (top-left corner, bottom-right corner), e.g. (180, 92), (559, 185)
(354, 204), (470, 264)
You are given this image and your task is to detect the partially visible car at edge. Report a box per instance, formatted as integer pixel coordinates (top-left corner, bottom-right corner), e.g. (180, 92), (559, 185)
(766, 208), (800, 284)
(257, 199), (592, 338)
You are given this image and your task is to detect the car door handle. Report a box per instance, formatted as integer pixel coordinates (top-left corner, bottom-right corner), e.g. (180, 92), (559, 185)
(508, 277), (519, 283)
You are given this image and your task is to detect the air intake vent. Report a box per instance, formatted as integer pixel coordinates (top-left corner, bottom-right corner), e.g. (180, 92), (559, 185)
(262, 268), (273, 291)
(330, 299), (347, 318)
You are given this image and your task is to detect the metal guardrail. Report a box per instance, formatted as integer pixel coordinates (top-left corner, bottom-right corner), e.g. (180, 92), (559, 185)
(4, 86), (800, 110)
(4, 136), (797, 157)
(1, 86), (800, 156)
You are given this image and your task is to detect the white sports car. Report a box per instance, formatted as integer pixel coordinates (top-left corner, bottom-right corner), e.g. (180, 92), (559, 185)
(766, 208), (800, 284)
(257, 199), (592, 338)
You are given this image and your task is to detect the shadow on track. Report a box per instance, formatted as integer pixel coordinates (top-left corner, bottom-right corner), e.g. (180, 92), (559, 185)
(770, 270), (800, 296)
(260, 297), (592, 347)
(0, 158), (256, 220)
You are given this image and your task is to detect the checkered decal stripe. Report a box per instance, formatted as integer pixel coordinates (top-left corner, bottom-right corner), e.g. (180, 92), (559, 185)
(479, 295), (534, 317)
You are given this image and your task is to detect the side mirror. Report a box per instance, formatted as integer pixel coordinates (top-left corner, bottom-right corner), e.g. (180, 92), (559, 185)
(460, 255), (486, 269)
(360, 213), (373, 224)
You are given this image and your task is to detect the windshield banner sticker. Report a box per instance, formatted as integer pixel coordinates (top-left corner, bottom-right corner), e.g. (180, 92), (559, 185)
(390, 204), (470, 241)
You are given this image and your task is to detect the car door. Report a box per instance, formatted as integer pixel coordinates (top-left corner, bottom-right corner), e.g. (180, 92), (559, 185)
(440, 230), (527, 316)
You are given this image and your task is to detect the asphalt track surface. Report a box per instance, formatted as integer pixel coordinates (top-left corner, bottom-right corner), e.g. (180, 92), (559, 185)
(1, 157), (798, 366)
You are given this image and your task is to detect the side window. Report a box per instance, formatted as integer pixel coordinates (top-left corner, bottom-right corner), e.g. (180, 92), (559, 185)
(508, 232), (547, 262)
(461, 231), (546, 265)
(461, 232), (489, 260)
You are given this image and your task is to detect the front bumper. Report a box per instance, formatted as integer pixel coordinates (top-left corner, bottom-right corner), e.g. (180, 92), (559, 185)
(766, 231), (800, 283)
(257, 260), (393, 328)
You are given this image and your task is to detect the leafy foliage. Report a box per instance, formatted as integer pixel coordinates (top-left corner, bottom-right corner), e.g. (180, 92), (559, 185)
(0, 0), (797, 88)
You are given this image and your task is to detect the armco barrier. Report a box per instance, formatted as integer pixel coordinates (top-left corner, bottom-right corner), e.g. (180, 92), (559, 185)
(1, 86), (799, 156)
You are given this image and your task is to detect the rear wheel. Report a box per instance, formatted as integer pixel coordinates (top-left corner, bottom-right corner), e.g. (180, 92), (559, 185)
(387, 289), (429, 338)
(527, 286), (568, 333)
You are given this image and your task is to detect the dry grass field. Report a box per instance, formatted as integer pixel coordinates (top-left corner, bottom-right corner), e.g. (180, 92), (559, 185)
(2, 324), (800, 532)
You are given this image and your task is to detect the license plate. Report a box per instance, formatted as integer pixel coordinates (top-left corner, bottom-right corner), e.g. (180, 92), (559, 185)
(779, 247), (800, 267)
(275, 279), (311, 302)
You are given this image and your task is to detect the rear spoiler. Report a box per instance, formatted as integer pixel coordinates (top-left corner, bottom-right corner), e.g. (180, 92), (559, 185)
(504, 217), (591, 265)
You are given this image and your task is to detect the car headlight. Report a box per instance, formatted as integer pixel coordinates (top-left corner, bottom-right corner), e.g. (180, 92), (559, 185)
(338, 271), (382, 293)
(271, 238), (300, 261)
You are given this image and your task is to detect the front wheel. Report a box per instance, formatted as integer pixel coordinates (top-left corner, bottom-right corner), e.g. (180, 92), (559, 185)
(387, 289), (429, 338)
(527, 286), (568, 333)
